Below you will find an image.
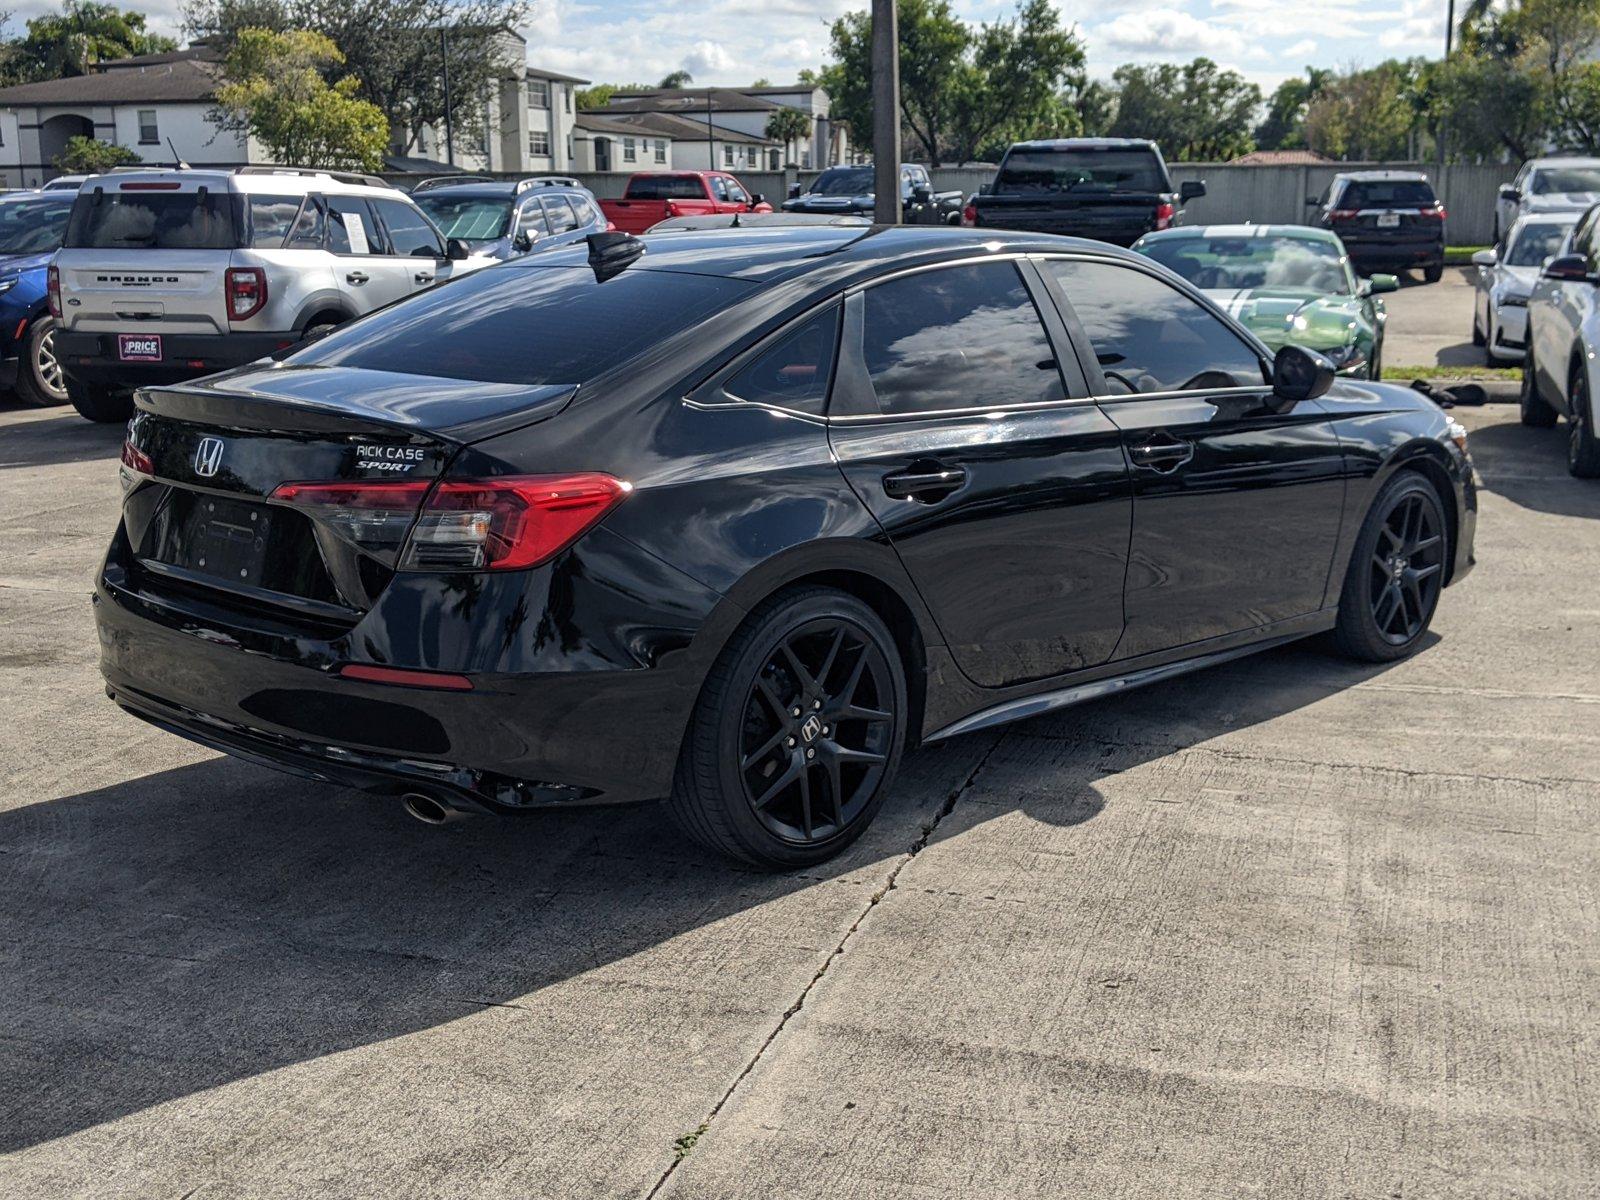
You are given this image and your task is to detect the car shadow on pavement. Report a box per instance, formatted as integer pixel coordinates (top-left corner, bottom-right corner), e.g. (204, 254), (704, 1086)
(0, 405), (124, 471)
(0, 636), (1410, 1154)
(1464, 419), (1600, 519)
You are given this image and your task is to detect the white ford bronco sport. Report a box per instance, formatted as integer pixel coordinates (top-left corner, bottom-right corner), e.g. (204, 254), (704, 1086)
(51, 166), (492, 422)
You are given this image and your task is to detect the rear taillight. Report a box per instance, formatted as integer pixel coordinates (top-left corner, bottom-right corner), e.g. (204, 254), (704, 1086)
(1328, 209), (1358, 222)
(47, 264), (61, 318)
(226, 267), (267, 321)
(268, 473), (630, 572)
(120, 440), (153, 474)
(665, 201), (682, 217)
(1420, 205), (1446, 220)
(1154, 201), (1175, 229)
(961, 202), (977, 227)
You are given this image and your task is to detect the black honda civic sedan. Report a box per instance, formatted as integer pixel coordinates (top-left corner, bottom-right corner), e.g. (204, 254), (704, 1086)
(98, 226), (1476, 868)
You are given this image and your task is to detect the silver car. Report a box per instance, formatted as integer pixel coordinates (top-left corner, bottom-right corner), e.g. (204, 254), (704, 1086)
(1495, 157), (1600, 244)
(1520, 202), (1600, 476)
(51, 167), (494, 423)
(1471, 212), (1576, 363)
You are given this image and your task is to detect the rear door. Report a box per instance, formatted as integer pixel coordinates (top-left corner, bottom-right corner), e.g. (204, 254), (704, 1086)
(1038, 255), (1347, 659)
(537, 194), (585, 250)
(826, 258), (1131, 688)
(326, 195), (412, 311)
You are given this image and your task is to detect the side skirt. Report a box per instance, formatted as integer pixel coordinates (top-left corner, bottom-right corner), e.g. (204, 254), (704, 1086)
(923, 609), (1338, 743)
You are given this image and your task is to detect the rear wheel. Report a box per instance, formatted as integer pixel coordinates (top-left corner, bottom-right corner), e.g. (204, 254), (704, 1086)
(1333, 472), (1448, 663)
(66, 378), (134, 424)
(11, 318), (67, 407)
(1520, 343), (1558, 427)
(668, 587), (908, 869)
(1423, 262), (1444, 284)
(1568, 367), (1600, 478)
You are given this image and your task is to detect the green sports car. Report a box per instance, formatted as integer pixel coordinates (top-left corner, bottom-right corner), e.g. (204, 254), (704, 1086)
(1131, 224), (1396, 379)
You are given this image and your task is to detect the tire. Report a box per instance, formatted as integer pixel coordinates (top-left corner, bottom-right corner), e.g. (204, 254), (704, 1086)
(66, 377), (134, 424)
(667, 586), (909, 869)
(1567, 367), (1600, 478)
(1332, 471), (1449, 663)
(1471, 305), (1485, 347)
(1368, 340), (1383, 381)
(1520, 342), (1558, 427)
(10, 317), (68, 407)
(1423, 262), (1444, 284)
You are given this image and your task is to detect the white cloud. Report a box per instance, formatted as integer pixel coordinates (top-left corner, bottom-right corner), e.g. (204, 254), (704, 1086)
(1095, 11), (1244, 58)
(1284, 38), (1318, 59)
(682, 40), (735, 76)
(1379, 0), (1446, 49)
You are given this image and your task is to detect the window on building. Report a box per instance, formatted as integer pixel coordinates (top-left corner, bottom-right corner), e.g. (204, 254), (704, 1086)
(564, 88), (572, 113)
(138, 109), (159, 145)
(529, 79), (551, 109)
(653, 138), (667, 163)
(529, 129), (551, 157)
(623, 137), (636, 163)
(723, 144), (734, 166)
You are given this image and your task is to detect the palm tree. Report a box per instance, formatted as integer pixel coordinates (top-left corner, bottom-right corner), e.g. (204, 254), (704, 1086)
(765, 108), (813, 166)
(658, 70), (694, 89)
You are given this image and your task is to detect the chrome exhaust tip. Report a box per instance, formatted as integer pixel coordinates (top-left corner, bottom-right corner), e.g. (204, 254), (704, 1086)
(401, 791), (466, 826)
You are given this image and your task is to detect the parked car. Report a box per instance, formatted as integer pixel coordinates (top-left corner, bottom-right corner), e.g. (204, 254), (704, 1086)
(0, 190), (74, 406)
(1494, 157), (1600, 245)
(99, 226), (1475, 869)
(963, 137), (1205, 245)
(781, 163), (962, 224)
(1471, 212), (1577, 363)
(647, 211), (871, 232)
(599, 171), (772, 234)
(1133, 224), (1395, 379)
(51, 166), (492, 424)
(1519, 203), (1600, 475)
(1307, 170), (1446, 282)
(411, 175), (605, 261)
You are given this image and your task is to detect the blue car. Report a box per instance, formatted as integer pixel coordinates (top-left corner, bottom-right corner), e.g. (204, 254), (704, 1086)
(0, 191), (73, 407)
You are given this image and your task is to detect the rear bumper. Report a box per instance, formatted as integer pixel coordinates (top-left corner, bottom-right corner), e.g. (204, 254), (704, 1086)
(1343, 238), (1444, 269)
(57, 329), (296, 389)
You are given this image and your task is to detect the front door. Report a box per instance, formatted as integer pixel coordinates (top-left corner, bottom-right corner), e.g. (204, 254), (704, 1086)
(827, 259), (1131, 689)
(1039, 255), (1347, 660)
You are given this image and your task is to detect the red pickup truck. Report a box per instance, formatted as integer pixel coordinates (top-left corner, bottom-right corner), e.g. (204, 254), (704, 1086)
(600, 171), (773, 234)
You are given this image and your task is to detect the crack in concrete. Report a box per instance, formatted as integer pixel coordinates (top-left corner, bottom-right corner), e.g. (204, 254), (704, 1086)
(640, 732), (1006, 1199)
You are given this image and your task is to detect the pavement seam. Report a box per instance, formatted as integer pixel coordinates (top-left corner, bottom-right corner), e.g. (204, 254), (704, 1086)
(640, 732), (1007, 1199)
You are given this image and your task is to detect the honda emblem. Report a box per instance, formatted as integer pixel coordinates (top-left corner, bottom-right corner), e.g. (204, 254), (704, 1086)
(193, 436), (225, 478)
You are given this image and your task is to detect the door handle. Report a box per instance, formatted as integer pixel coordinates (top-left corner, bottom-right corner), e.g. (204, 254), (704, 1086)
(882, 464), (966, 501)
(1128, 436), (1195, 472)
(346, 271), (369, 284)
(414, 271), (434, 284)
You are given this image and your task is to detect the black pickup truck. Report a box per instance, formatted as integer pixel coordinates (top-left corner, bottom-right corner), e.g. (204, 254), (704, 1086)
(782, 163), (963, 225)
(965, 138), (1204, 246)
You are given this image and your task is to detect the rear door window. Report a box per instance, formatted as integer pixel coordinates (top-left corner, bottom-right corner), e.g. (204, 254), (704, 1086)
(372, 197), (445, 257)
(858, 262), (1064, 415)
(709, 176), (730, 202)
(327, 196), (381, 255)
(722, 307), (839, 414)
(540, 195), (580, 233)
(65, 189), (239, 249)
(284, 196), (326, 249)
(626, 176), (704, 200)
(246, 194), (303, 247)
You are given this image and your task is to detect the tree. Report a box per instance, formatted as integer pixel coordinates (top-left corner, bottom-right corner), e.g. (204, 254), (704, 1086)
(1506, 0), (1600, 151)
(1109, 58), (1261, 160)
(764, 106), (812, 163)
(948, 0), (1086, 164)
(1255, 67), (1332, 150)
(15, 2), (174, 79)
(1303, 62), (1422, 160)
(53, 134), (139, 171)
(657, 69), (692, 89)
(213, 28), (388, 170)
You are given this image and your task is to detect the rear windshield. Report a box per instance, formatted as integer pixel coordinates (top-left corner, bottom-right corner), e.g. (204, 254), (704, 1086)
(287, 264), (749, 385)
(0, 195), (73, 254)
(626, 176), (705, 200)
(414, 195), (513, 241)
(995, 148), (1167, 195)
(1341, 180), (1436, 208)
(65, 189), (240, 249)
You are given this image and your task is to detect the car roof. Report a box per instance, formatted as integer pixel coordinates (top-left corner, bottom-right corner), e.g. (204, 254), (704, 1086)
(1139, 223), (1338, 244)
(1526, 157), (1600, 168)
(1009, 137), (1156, 151)
(1510, 210), (1580, 229)
(67, 168), (399, 199)
(412, 184), (525, 199)
(1335, 170), (1430, 182)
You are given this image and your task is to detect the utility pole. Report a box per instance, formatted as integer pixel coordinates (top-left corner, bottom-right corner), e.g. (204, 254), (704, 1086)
(441, 28), (454, 166)
(706, 90), (715, 169)
(1438, 0), (1455, 173)
(871, 0), (900, 225)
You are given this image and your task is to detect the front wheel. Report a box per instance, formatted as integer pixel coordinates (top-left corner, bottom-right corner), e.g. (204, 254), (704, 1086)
(1332, 472), (1449, 663)
(1568, 368), (1600, 478)
(667, 587), (908, 869)
(11, 317), (69, 407)
(66, 378), (134, 423)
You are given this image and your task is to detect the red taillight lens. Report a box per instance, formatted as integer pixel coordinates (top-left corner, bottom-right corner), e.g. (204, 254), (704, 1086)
(226, 267), (267, 321)
(47, 264), (61, 318)
(1154, 201), (1176, 229)
(1328, 208), (1358, 221)
(120, 440), (152, 474)
(270, 479), (434, 564)
(403, 474), (631, 571)
(337, 664), (474, 690)
(1420, 205), (1446, 220)
(961, 202), (977, 227)
(665, 201), (681, 217)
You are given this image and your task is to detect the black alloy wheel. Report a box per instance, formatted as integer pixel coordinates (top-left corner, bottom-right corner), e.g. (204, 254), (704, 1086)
(1333, 472), (1447, 662)
(669, 587), (907, 868)
(1568, 368), (1600, 478)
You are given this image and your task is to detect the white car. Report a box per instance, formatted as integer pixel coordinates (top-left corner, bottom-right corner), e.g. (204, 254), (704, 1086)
(1520, 203), (1600, 476)
(1495, 157), (1600, 245)
(1471, 212), (1576, 362)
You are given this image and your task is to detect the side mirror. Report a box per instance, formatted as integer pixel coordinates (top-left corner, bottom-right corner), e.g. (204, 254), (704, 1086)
(1542, 253), (1592, 282)
(514, 229), (535, 252)
(1179, 179), (1206, 202)
(787, 182), (801, 199)
(1366, 273), (1400, 295)
(1499, 185), (1520, 201)
(446, 237), (470, 261)
(1305, 195), (1320, 207)
(750, 193), (765, 207)
(1272, 345), (1335, 404)
(1470, 249), (1497, 268)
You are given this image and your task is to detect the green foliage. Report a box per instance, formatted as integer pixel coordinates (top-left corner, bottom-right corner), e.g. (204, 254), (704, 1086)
(15, 1), (174, 79)
(1109, 58), (1261, 161)
(1302, 60), (1427, 160)
(53, 134), (139, 172)
(214, 28), (388, 170)
(764, 106), (812, 158)
(1255, 68), (1333, 150)
(657, 69), (693, 89)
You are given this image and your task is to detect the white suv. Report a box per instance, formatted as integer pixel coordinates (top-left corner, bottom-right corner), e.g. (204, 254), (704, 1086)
(51, 167), (493, 422)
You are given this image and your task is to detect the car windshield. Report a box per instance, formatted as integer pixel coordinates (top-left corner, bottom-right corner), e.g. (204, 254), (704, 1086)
(1507, 222), (1573, 266)
(808, 168), (873, 196)
(414, 195), (513, 242)
(0, 196), (73, 254)
(995, 148), (1165, 194)
(1530, 167), (1600, 195)
(1141, 234), (1350, 295)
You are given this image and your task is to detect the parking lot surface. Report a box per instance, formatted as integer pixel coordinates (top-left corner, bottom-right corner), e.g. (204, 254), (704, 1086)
(1382, 266), (1482, 369)
(1, 394), (1597, 1198)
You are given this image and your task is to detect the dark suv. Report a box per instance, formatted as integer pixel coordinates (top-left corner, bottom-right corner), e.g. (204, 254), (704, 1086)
(1308, 171), (1446, 282)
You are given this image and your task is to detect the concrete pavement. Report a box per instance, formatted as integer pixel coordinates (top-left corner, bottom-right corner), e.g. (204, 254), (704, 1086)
(1381, 266), (1485, 370)
(1, 396), (1596, 1198)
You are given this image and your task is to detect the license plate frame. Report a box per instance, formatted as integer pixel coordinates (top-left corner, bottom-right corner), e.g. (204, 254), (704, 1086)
(1376, 212), (1401, 229)
(118, 333), (163, 362)
(170, 494), (275, 586)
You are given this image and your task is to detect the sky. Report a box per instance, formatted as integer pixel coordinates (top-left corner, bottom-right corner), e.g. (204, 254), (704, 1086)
(4, 0), (1453, 97)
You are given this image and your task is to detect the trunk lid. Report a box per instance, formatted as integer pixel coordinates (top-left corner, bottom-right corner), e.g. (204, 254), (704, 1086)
(56, 247), (233, 336)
